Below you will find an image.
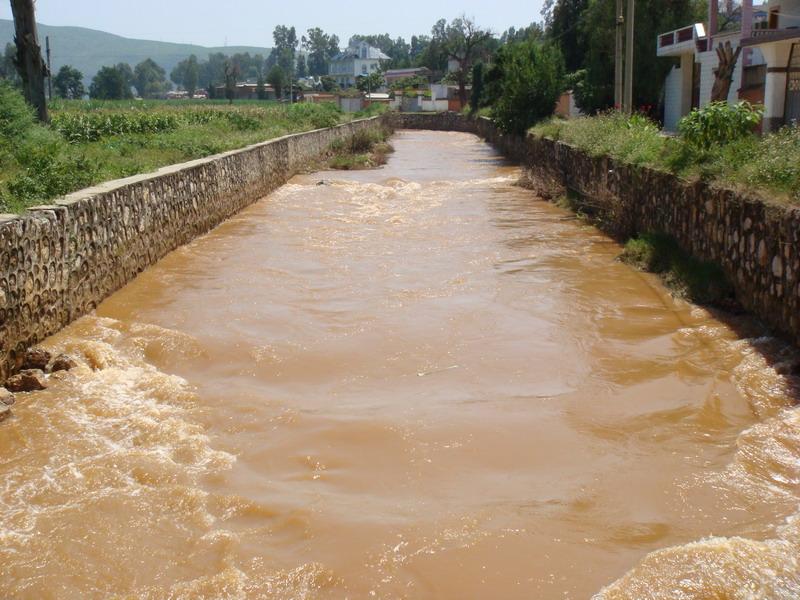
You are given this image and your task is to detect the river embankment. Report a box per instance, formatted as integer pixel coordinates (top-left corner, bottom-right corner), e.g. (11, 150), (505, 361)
(390, 112), (800, 350)
(0, 115), (390, 383)
(2, 129), (797, 598)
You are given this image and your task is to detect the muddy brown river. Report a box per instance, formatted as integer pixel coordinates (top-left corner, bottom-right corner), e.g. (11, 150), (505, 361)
(1, 130), (799, 599)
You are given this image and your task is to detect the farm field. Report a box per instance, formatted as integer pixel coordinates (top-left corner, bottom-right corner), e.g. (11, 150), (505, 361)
(0, 88), (382, 213)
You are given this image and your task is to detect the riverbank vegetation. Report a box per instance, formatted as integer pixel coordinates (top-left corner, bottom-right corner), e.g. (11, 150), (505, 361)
(328, 125), (394, 170)
(0, 83), (381, 213)
(531, 105), (800, 204)
(621, 233), (733, 305)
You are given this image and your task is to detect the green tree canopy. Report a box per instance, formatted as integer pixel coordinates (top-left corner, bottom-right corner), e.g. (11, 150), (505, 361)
(492, 41), (565, 134)
(1, 43), (20, 85)
(296, 54), (308, 78)
(545, 0), (706, 113)
(438, 16), (493, 105)
(171, 54), (199, 96)
(266, 64), (285, 98)
(89, 65), (134, 99)
(269, 25), (298, 78)
(356, 71), (383, 92)
(53, 65), (85, 99)
(133, 58), (169, 98)
(302, 28), (340, 76)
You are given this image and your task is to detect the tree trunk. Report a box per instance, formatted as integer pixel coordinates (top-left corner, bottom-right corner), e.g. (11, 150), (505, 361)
(10, 0), (49, 122)
(457, 61), (468, 108)
(710, 41), (742, 103)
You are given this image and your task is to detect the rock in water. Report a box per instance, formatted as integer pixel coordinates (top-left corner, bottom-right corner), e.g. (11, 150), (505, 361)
(49, 354), (78, 373)
(0, 403), (10, 422)
(22, 348), (52, 371)
(0, 387), (15, 406)
(5, 369), (47, 392)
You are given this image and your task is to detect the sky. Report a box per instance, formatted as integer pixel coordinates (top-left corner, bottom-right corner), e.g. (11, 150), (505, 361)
(0, 0), (547, 48)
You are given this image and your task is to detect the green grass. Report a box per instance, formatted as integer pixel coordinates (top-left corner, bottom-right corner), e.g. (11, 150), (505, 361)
(620, 232), (733, 305)
(531, 112), (800, 204)
(0, 90), (382, 213)
(327, 124), (394, 170)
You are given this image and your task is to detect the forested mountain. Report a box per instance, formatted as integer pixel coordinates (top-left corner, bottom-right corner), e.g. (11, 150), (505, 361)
(0, 19), (271, 84)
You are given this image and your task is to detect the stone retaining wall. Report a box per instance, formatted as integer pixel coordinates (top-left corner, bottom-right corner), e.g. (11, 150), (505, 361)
(0, 116), (389, 381)
(391, 112), (800, 346)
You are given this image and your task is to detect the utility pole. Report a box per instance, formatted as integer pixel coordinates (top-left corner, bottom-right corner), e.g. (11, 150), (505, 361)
(10, 0), (49, 122)
(614, 0), (624, 109)
(623, 0), (635, 113)
(45, 35), (52, 100)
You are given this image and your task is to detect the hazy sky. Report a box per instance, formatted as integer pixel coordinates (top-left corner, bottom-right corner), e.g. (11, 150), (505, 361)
(0, 0), (547, 48)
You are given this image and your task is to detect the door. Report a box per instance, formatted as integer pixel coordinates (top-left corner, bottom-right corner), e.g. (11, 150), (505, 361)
(786, 44), (800, 126)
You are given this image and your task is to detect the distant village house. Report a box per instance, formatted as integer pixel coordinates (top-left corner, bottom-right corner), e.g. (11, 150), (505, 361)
(212, 82), (277, 100)
(328, 41), (390, 88)
(383, 67), (432, 86)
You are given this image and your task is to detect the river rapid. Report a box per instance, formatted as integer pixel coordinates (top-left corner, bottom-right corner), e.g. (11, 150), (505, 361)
(1, 130), (799, 599)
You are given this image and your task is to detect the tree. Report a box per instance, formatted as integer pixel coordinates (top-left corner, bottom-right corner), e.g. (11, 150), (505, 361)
(256, 74), (267, 99)
(89, 65), (133, 99)
(10, 0), (48, 122)
(0, 43), (20, 85)
(53, 65), (85, 99)
(133, 58), (169, 98)
(710, 41), (741, 102)
(115, 62), (134, 92)
(266, 64), (285, 98)
(409, 35), (431, 64)
(414, 22), (449, 72)
(171, 54), (199, 96)
(223, 59), (238, 103)
(572, 0), (705, 113)
(302, 28), (340, 76)
(542, 0), (589, 73)
(319, 75), (337, 92)
(492, 41), (564, 134)
(199, 52), (227, 98)
(438, 16), (492, 106)
(296, 54), (307, 78)
(356, 71), (383, 93)
(270, 25), (298, 79)
(469, 62), (484, 113)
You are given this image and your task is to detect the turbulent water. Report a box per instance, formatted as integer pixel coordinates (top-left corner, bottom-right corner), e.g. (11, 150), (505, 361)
(1, 131), (799, 599)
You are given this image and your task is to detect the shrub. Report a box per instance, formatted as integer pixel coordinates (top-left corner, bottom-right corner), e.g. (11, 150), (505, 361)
(531, 111), (665, 166)
(0, 82), (35, 154)
(678, 101), (763, 150)
(224, 111), (261, 132)
(52, 111), (179, 143)
(621, 232), (732, 304)
(6, 136), (96, 208)
(492, 41), (565, 134)
(285, 102), (341, 129)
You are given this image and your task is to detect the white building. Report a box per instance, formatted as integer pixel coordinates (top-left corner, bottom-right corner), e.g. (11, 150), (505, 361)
(328, 41), (390, 88)
(658, 0), (800, 132)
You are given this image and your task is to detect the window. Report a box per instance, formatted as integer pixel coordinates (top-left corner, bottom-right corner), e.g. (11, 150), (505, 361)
(742, 64), (766, 90)
(769, 8), (779, 29)
(362, 64), (368, 74)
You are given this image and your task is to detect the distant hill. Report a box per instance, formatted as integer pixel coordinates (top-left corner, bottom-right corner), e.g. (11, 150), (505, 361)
(0, 20), (272, 85)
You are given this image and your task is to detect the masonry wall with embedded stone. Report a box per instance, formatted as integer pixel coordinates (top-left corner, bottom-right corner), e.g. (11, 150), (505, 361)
(392, 112), (800, 346)
(0, 116), (389, 381)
